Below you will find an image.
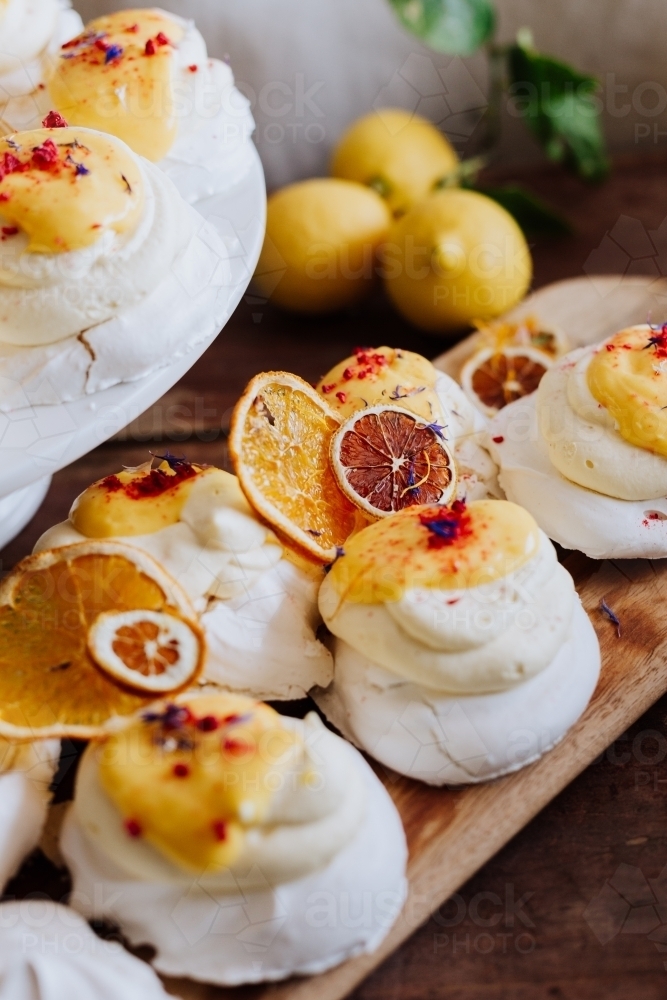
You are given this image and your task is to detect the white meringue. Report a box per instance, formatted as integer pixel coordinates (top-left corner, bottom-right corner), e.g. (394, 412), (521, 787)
(313, 597), (599, 784)
(40, 9), (255, 206)
(0, 0), (82, 133)
(0, 900), (175, 999)
(156, 13), (256, 204)
(0, 152), (193, 347)
(36, 470), (333, 699)
(319, 530), (574, 695)
(61, 716), (407, 985)
(0, 156), (229, 411)
(201, 559), (334, 699)
(435, 372), (502, 500)
(0, 739), (59, 888)
(316, 499), (600, 783)
(537, 344), (667, 501)
(488, 394), (667, 559)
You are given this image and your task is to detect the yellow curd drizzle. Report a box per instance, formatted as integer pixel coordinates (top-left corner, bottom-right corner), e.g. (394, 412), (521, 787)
(317, 346), (444, 423)
(98, 694), (300, 873)
(70, 457), (225, 537)
(587, 326), (667, 457)
(48, 9), (184, 162)
(0, 123), (143, 253)
(326, 499), (540, 604)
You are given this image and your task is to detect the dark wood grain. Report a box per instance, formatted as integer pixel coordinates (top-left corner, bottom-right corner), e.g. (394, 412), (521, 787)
(4, 152), (667, 999)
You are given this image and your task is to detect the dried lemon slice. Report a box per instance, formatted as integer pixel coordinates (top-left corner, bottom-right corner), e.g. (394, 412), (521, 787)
(330, 404), (457, 518)
(460, 345), (552, 417)
(229, 371), (359, 562)
(0, 541), (204, 739)
(88, 610), (202, 693)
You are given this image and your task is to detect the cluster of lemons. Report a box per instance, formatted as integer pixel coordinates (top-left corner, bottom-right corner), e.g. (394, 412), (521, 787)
(254, 109), (532, 333)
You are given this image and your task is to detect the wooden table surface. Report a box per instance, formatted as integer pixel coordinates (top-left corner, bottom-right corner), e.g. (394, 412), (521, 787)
(4, 152), (667, 998)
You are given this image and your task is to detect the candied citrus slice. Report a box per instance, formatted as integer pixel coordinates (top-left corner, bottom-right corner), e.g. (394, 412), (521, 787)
(0, 541), (204, 739)
(460, 345), (552, 417)
(330, 404), (457, 518)
(88, 609), (202, 693)
(474, 315), (567, 359)
(229, 371), (359, 562)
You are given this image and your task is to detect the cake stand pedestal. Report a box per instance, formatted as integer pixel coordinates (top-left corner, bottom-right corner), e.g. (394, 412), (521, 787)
(0, 146), (266, 547)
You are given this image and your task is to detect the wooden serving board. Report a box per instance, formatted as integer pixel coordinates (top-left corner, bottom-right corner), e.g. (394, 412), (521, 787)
(165, 275), (667, 1000)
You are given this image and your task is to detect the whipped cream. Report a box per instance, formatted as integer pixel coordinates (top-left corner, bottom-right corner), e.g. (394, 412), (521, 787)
(37, 471), (333, 698)
(61, 713), (407, 985)
(72, 712), (364, 889)
(0, 900), (175, 999)
(538, 345), (667, 501)
(488, 394), (667, 559)
(0, 0), (82, 132)
(0, 738), (59, 888)
(38, 471), (283, 606)
(319, 530), (574, 694)
(435, 372), (502, 500)
(313, 597), (600, 784)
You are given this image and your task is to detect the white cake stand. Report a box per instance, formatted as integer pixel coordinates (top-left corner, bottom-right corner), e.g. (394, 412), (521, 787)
(0, 146), (266, 550)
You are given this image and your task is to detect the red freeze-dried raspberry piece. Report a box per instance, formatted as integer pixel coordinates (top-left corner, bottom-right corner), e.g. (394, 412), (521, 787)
(42, 111), (68, 128)
(0, 152), (26, 182)
(31, 139), (59, 170)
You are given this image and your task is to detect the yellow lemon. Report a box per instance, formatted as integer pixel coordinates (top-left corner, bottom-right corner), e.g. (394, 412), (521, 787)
(253, 179), (391, 313)
(331, 108), (459, 217)
(382, 189), (532, 333)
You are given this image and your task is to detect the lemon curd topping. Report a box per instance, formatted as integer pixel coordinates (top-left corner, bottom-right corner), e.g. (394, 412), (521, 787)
(587, 326), (667, 458)
(0, 126), (143, 253)
(98, 694), (300, 873)
(70, 459), (222, 537)
(327, 499), (540, 604)
(48, 10), (184, 162)
(318, 346), (443, 422)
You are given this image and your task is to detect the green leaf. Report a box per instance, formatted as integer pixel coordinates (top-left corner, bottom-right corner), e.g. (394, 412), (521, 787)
(476, 184), (572, 235)
(507, 36), (609, 181)
(388, 0), (495, 56)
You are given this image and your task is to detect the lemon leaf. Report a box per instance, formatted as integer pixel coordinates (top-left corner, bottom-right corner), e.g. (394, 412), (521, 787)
(476, 185), (572, 235)
(508, 35), (609, 181)
(388, 0), (495, 56)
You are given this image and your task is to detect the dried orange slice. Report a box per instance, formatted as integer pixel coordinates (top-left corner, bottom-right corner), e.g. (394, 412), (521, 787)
(460, 345), (552, 417)
(0, 541), (204, 739)
(88, 610), (201, 694)
(229, 371), (359, 562)
(330, 404), (457, 517)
